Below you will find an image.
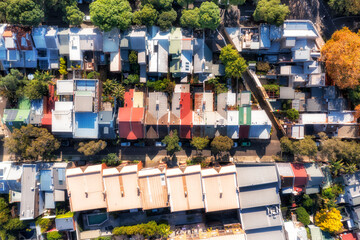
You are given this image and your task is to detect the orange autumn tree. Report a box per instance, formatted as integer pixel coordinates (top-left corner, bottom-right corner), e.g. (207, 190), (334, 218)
(321, 27), (360, 89)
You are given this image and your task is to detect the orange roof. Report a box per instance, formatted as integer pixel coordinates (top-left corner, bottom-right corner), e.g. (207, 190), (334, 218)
(124, 89), (134, 108)
(118, 107), (144, 140)
(2, 30), (12, 38)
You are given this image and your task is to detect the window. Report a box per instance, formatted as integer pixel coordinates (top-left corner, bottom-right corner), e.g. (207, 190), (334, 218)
(0, 183), (4, 191)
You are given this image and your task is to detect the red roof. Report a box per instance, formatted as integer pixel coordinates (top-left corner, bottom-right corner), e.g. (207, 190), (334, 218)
(46, 84), (57, 114)
(124, 89), (134, 108)
(180, 93), (191, 120)
(291, 163), (308, 193)
(340, 233), (356, 240)
(118, 107), (144, 140)
(42, 114), (52, 125)
(15, 27), (33, 51)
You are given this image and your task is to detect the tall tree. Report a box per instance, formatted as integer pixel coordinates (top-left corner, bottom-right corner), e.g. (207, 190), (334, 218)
(162, 130), (182, 154)
(199, 1), (220, 30)
(24, 80), (49, 100)
(64, 5), (84, 26)
(77, 140), (107, 156)
(315, 208), (342, 233)
(191, 136), (209, 154)
(4, 125), (60, 161)
(0, 69), (28, 106)
(321, 27), (360, 89)
(6, 0), (44, 26)
(253, 0), (289, 26)
(220, 44), (240, 65)
(90, 0), (133, 32)
(157, 9), (177, 31)
(293, 135), (318, 158)
(143, 0), (173, 10)
(328, 0), (360, 16)
(224, 57), (247, 78)
(210, 135), (233, 156)
(180, 8), (200, 28)
(133, 4), (158, 26)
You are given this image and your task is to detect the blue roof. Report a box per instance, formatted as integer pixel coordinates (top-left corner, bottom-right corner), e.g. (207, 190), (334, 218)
(31, 99), (43, 112)
(40, 170), (52, 191)
(55, 217), (74, 231)
(45, 192), (55, 209)
(74, 112), (99, 138)
(260, 25), (271, 49)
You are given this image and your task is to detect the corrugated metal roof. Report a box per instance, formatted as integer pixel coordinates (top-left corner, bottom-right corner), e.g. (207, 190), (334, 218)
(237, 165), (278, 187)
(40, 170), (52, 191)
(45, 192), (55, 209)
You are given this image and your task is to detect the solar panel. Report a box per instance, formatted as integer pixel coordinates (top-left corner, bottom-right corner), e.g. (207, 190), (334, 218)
(6, 110), (18, 121)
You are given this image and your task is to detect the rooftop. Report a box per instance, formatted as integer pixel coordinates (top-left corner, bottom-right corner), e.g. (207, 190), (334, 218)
(20, 164), (38, 220)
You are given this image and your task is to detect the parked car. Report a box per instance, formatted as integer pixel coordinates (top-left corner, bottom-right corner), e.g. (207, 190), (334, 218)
(83, 15), (91, 22)
(155, 142), (166, 147)
(120, 142), (131, 147)
(241, 141), (251, 147)
(134, 142), (145, 147)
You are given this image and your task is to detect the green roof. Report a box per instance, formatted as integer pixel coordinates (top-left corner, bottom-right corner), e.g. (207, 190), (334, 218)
(18, 98), (31, 110)
(169, 27), (181, 55)
(15, 110), (30, 121)
(56, 212), (74, 219)
(170, 59), (181, 73)
(239, 107), (251, 125)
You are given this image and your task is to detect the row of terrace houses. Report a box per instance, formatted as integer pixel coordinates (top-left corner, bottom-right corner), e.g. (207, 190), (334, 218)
(0, 24), (224, 82)
(66, 163), (286, 239)
(119, 85), (272, 141)
(3, 81), (272, 141)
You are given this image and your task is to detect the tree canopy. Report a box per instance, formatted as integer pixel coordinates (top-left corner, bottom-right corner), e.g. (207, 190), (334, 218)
(47, 231), (62, 240)
(4, 125), (60, 160)
(199, 2), (220, 30)
(296, 207), (310, 226)
(24, 80), (48, 100)
(102, 79), (125, 101)
(220, 45), (247, 78)
(0, 197), (25, 240)
(90, 0), (133, 32)
(0, 69), (28, 106)
(162, 130), (182, 154)
(143, 0), (174, 10)
(191, 136), (209, 153)
(64, 5), (84, 26)
(321, 27), (360, 89)
(113, 221), (172, 238)
(157, 9), (177, 31)
(280, 135), (317, 158)
(180, 8), (200, 28)
(133, 4), (158, 26)
(328, 0), (360, 16)
(146, 78), (175, 95)
(77, 140), (107, 156)
(286, 108), (299, 121)
(6, 0), (44, 26)
(211, 136), (233, 155)
(176, 0), (193, 8)
(315, 208), (342, 233)
(253, 0), (289, 26)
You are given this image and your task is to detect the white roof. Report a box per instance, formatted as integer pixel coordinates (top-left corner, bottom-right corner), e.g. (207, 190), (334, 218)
(251, 110), (271, 125)
(110, 51), (121, 72)
(284, 222), (297, 240)
(328, 112), (354, 124)
(57, 80), (74, 95)
(299, 113), (327, 124)
(52, 101), (73, 133)
(291, 125), (304, 139)
(283, 20), (318, 38)
(276, 163), (294, 177)
(69, 30), (81, 61)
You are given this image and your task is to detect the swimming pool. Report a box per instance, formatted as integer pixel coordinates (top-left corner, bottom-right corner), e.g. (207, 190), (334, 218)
(87, 213), (108, 226)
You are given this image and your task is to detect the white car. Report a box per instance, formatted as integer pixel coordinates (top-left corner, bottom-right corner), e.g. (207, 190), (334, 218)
(120, 142), (131, 147)
(155, 142), (166, 147)
(83, 15), (91, 23)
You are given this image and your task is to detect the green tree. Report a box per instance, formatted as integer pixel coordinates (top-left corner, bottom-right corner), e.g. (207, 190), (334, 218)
(296, 207), (310, 226)
(0, 69), (28, 106)
(133, 4), (158, 26)
(113, 84), (126, 101)
(123, 74), (140, 86)
(224, 56), (247, 78)
(129, 51), (138, 64)
(47, 231), (62, 240)
(280, 136), (294, 153)
(4, 218), (25, 231)
(286, 108), (299, 121)
(229, 0), (245, 5)
(146, 78), (175, 95)
(180, 8), (200, 28)
(143, 0), (173, 10)
(90, 0), (133, 32)
(36, 218), (52, 233)
(253, 0), (289, 26)
(207, 78), (228, 94)
(199, 1), (220, 30)
(328, 0), (360, 16)
(77, 140), (107, 156)
(220, 44), (239, 65)
(0, 2), (7, 22)
(302, 194), (315, 213)
(348, 86), (360, 106)
(102, 79), (125, 101)
(211, 135), (233, 155)
(329, 160), (344, 177)
(320, 137), (360, 164)
(256, 61), (271, 72)
(293, 135), (318, 158)
(86, 71), (100, 79)
(102, 153), (121, 166)
(157, 223), (172, 238)
(6, 0), (44, 26)
(162, 130), (182, 154)
(157, 9), (177, 31)
(343, 163), (357, 174)
(191, 136), (209, 154)
(59, 57), (68, 77)
(24, 80), (48, 100)
(64, 5), (84, 26)
(4, 125), (60, 161)
(176, 0), (193, 8)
